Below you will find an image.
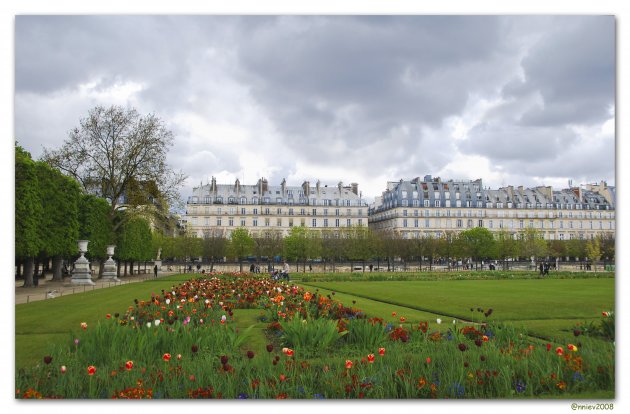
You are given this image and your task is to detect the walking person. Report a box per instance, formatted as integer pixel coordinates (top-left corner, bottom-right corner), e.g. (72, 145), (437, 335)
(153, 264), (158, 279)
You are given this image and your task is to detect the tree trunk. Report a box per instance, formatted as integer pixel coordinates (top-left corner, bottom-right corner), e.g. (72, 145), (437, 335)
(16, 260), (22, 279)
(98, 261), (105, 278)
(117, 260), (121, 278)
(22, 257), (35, 287)
(125, 261), (129, 276)
(51, 255), (63, 281)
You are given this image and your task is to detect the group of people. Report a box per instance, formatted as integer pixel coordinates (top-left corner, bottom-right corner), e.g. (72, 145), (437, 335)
(538, 262), (552, 276)
(270, 262), (291, 281)
(249, 263), (262, 273)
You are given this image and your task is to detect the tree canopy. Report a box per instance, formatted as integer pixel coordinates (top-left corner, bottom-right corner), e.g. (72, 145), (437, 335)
(42, 105), (186, 231)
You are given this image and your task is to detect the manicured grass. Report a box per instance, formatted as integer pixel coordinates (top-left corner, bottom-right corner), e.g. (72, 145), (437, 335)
(300, 279), (614, 321)
(16, 274), (614, 369)
(298, 279), (614, 342)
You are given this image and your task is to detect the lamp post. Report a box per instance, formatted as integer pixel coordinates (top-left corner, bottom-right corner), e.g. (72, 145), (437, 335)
(102, 245), (121, 282)
(71, 240), (95, 286)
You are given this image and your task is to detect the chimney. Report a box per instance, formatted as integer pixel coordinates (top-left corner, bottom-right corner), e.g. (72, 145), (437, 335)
(281, 178), (286, 195)
(211, 176), (217, 194)
(316, 179), (321, 194)
(235, 178), (240, 195)
(302, 181), (310, 196)
(351, 183), (359, 195)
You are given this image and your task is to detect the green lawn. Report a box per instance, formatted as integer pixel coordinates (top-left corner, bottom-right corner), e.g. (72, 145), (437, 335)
(298, 278), (614, 343)
(16, 274), (614, 369)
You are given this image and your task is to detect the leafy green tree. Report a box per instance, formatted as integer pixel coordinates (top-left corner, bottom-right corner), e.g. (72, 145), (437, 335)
(253, 230), (283, 271)
(585, 238), (602, 270)
(202, 231), (228, 271)
(116, 216), (153, 275)
(228, 227), (255, 272)
(35, 162), (81, 280)
(598, 233), (615, 263)
(565, 238), (586, 261)
(283, 226), (321, 272)
(517, 228), (548, 263)
(345, 226), (376, 271)
(495, 230), (518, 270)
(458, 227), (497, 269)
(15, 145), (43, 286)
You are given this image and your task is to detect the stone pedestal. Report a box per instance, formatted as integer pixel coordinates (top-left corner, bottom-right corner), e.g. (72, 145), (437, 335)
(71, 240), (95, 286)
(102, 245), (121, 282)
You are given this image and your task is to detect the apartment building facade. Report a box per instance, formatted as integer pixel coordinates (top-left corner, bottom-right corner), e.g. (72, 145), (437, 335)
(368, 175), (615, 241)
(185, 177), (369, 238)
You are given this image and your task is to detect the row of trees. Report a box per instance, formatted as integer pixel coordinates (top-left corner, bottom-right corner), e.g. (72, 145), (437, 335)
(15, 145), (165, 285)
(155, 225), (615, 272)
(16, 105), (187, 286)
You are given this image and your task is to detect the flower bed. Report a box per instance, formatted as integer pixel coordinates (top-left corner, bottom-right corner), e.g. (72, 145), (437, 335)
(15, 275), (614, 399)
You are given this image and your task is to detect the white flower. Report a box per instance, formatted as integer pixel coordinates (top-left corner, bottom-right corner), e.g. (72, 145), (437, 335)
(165, 299), (170, 305)
(199, 319), (204, 324)
(436, 318), (442, 324)
(154, 320), (161, 326)
(205, 299), (210, 304)
(453, 319), (457, 324)
(130, 316), (135, 321)
(221, 315), (227, 322)
(146, 322), (151, 328)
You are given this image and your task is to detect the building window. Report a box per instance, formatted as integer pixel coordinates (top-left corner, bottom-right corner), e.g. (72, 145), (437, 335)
(217, 218), (222, 226)
(519, 220), (524, 229)
(403, 210), (408, 217)
(289, 208), (294, 215)
(456, 219), (462, 228)
(253, 218), (258, 227)
(277, 218), (281, 226)
(403, 219), (408, 227)
(241, 208), (246, 215)
(414, 219), (419, 227)
(489, 220), (493, 228)
(265, 218), (270, 227)
(358, 218), (363, 226)
(435, 200), (441, 207)
(347, 219), (351, 227)
(478, 220), (483, 227)
(288, 219), (293, 227)
(335, 218), (340, 227)
(312, 218), (317, 227)
(424, 200), (430, 207)
(228, 218), (234, 226)
(253, 208), (258, 215)
(425, 219), (430, 228)
(324, 218), (328, 227)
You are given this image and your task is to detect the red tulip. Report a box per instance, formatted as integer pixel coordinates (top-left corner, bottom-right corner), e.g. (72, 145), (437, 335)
(345, 360), (353, 369)
(367, 354), (375, 363)
(378, 347), (385, 356)
(125, 360), (133, 370)
(286, 349), (294, 357)
(163, 353), (171, 362)
(555, 347), (564, 356)
(399, 316), (406, 323)
(426, 357), (431, 364)
(87, 365), (96, 376)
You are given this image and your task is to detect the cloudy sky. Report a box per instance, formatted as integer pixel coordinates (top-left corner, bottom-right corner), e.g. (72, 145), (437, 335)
(14, 15), (615, 204)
